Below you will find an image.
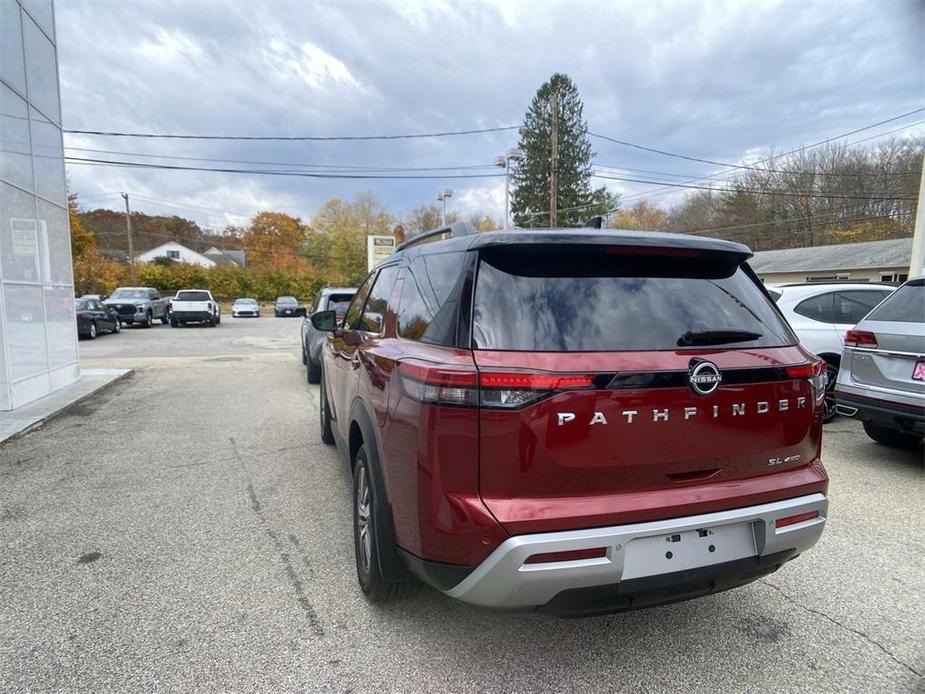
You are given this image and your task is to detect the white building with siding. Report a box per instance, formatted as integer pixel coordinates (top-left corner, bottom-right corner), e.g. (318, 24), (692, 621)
(136, 242), (216, 267)
(751, 238), (913, 285)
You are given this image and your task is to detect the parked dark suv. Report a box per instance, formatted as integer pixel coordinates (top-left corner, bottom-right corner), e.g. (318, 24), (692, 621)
(311, 222), (829, 615)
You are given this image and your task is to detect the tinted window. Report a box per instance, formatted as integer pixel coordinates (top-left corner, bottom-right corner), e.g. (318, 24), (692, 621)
(343, 274), (376, 330)
(176, 291), (211, 302)
(109, 289), (148, 300)
(325, 293), (354, 315)
(359, 266), (399, 333)
(277, 296), (298, 305)
(794, 293), (835, 323)
(471, 247), (794, 351)
(865, 281), (925, 323)
(75, 299), (89, 310)
(833, 290), (891, 325)
(398, 251), (468, 344)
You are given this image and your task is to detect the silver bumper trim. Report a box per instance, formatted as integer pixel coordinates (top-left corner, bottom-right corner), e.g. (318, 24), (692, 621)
(446, 493), (827, 608)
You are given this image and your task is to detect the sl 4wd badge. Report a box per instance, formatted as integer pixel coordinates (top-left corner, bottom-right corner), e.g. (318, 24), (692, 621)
(768, 455), (801, 467)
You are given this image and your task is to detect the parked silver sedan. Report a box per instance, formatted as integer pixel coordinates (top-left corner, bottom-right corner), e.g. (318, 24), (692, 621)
(232, 298), (260, 318)
(835, 276), (925, 448)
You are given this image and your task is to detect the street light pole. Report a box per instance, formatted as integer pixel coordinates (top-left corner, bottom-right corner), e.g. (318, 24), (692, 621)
(494, 148), (524, 228)
(436, 189), (453, 225)
(121, 192), (136, 283)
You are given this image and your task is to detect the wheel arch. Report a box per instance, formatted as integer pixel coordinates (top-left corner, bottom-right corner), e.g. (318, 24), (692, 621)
(349, 398), (407, 581)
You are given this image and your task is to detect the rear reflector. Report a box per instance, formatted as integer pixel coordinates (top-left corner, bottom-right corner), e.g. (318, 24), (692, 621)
(775, 511), (819, 528)
(524, 547), (608, 564)
(844, 329), (878, 348)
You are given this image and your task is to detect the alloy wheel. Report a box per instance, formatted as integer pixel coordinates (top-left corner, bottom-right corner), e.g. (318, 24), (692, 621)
(355, 465), (372, 577)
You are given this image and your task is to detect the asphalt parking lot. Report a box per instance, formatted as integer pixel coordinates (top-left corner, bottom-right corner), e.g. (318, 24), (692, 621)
(1, 316), (922, 692)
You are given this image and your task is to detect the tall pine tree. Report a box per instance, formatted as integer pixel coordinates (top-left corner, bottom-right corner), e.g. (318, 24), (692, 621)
(510, 74), (617, 228)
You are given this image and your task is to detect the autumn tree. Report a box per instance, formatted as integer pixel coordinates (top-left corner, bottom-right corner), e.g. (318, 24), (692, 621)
(403, 203), (460, 235)
(240, 211), (309, 270)
(609, 200), (667, 231)
(511, 73), (618, 228)
(308, 192), (395, 283)
(68, 193), (127, 296)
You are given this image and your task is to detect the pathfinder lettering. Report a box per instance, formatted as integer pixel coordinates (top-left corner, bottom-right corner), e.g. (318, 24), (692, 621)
(556, 398), (807, 426)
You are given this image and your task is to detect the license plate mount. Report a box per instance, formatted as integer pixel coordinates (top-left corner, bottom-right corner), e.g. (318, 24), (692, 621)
(622, 522), (757, 580)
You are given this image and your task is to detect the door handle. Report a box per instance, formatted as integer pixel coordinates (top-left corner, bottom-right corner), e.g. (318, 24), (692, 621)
(351, 354), (360, 369)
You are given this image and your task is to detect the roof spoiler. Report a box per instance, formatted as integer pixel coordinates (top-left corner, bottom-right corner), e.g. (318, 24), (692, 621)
(395, 221), (478, 252)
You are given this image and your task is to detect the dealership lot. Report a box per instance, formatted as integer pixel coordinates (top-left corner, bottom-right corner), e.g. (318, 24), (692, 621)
(0, 317), (922, 692)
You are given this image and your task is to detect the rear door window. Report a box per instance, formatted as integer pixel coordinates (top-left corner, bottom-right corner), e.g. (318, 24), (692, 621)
(833, 290), (891, 325)
(794, 293), (835, 323)
(471, 246), (794, 351)
(397, 250), (469, 344)
(865, 281), (925, 323)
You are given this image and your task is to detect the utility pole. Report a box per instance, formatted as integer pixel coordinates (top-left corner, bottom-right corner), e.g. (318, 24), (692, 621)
(909, 151), (925, 278)
(549, 91), (558, 228)
(494, 148), (524, 228)
(121, 192), (136, 282)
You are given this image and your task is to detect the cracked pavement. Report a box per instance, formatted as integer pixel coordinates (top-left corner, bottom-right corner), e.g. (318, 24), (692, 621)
(1, 317), (922, 692)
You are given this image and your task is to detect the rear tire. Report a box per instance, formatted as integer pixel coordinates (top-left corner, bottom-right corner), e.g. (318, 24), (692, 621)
(319, 371), (335, 445)
(88, 322), (97, 339)
(863, 421), (923, 449)
(352, 445), (417, 603)
(160, 313), (169, 325)
(170, 318), (178, 327)
(143, 312), (153, 328)
(112, 320), (121, 334)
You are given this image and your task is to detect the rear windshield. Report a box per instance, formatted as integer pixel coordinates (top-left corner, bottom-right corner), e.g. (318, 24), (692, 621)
(176, 291), (211, 302)
(109, 289), (148, 300)
(472, 247), (795, 351)
(865, 280), (925, 323)
(326, 294), (353, 314)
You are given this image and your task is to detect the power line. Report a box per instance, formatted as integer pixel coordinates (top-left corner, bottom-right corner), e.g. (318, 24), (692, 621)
(65, 156), (506, 180)
(588, 107), (924, 175)
(590, 171), (917, 201)
(614, 110), (925, 204)
(63, 146), (497, 172)
(64, 124), (519, 141)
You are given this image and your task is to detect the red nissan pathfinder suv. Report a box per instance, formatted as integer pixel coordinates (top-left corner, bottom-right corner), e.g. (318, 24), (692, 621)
(310, 222), (829, 616)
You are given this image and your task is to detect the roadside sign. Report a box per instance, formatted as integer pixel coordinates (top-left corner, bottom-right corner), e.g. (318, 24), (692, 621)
(367, 235), (396, 270)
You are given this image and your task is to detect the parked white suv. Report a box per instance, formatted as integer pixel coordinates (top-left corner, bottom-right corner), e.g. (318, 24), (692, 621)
(770, 282), (894, 421)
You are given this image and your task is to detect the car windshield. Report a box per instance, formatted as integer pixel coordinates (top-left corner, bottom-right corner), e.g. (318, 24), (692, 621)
(234, 299), (257, 305)
(108, 290), (148, 300)
(865, 280), (925, 323)
(472, 246), (795, 351)
(277, 297), (298, 305)
(74, 299), (89, 309)
(176, 291), (211, 302)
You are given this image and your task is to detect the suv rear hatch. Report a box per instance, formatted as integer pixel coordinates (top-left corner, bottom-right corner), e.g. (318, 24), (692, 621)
(470, 241), (825, 534)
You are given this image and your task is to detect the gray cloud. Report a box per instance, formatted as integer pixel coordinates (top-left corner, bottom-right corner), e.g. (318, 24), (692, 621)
(57, 0), (925, 228)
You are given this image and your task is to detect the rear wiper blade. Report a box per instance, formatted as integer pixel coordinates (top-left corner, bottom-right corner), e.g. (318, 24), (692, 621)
(677, 329), (763, 346)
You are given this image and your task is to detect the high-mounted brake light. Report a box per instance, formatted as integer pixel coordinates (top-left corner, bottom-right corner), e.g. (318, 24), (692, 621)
(786, 360), (826, 407)
(844, 329), (877, 348)
(604, 245), (700, 257)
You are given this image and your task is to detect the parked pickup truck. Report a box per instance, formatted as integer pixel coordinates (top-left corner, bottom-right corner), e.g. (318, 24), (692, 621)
(104, 287), (169, 328)
(169, 289), (221, 327)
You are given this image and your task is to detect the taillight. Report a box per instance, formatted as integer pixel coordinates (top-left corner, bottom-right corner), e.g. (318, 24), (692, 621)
(844, 329), (877, 348)
(398, 362), (595, 409)
(479, 370), (594, 409)
(167, 301), (172, 311)
(786, 360), (826, 407)
(207, 302), (212, 311)
(398, 361), (478, 407)
(524, 547), (608, 564)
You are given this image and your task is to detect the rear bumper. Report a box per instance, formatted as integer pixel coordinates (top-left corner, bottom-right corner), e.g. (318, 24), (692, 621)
(172, 311), (212, 321)
(835, 388), (925, 434)
(444, 493), (827, 611)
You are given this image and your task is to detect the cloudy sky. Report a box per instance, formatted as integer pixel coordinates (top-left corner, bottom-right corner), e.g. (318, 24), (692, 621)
(57, 0), (924, 231)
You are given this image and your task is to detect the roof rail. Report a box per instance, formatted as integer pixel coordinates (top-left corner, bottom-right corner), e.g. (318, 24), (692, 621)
(395, 221), (477, 252)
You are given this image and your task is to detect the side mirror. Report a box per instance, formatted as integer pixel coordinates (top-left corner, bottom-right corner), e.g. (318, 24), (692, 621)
(311, 309), (338, 332)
